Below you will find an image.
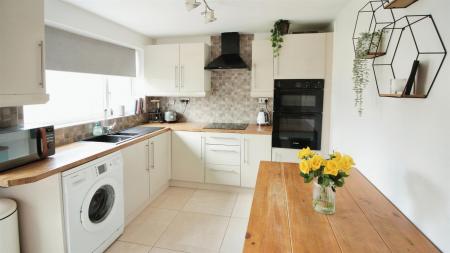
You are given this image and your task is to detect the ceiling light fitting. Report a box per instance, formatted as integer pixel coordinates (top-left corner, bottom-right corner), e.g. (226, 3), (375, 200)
(185, 0), (217, 23)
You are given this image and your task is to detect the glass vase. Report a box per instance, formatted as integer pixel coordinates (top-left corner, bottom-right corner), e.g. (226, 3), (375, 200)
(312, 181), (336, 214)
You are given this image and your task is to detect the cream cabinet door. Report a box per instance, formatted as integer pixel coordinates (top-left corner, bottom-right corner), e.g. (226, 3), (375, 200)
(251, 40), (274, 98)
(241, 135), (272, 188)
(172, 131), (204, 183)
(144, 44), (180, 96)
(149, 131), (171, 199)
(0, 0), (48, 106)
(274, 33), (326, 79)
(179, 43), (211, 96)
(122, 140), (150, 222)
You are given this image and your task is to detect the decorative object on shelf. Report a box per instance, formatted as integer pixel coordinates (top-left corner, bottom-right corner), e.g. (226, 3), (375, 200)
(298, 147), (355, 215)
(390, 78), (407, 94)
(373, 15), (447, 98)
(270, 19), (290, 57)
(185, 0), (216, 23)
(403, 60), (419, 95)
(383, 0), (419, 9)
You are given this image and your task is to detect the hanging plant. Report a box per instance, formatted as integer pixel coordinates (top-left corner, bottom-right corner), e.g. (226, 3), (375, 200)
(270, 19), (290, 57)
(352, 31), (384, 115)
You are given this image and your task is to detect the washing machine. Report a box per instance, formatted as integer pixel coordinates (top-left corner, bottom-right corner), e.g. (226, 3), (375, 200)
(62, 152), (124, 253)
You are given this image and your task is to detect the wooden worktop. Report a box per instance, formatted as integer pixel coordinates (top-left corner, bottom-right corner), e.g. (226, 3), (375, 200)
(142, 122), (272, 135)
(244, 161), (440, 253)
(0, 122), (271, 188)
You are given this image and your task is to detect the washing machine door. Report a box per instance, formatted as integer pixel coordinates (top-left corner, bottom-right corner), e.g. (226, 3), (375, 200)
(81, 177), (119, 232)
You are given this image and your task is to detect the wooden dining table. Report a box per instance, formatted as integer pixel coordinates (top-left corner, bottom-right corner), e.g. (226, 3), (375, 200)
(244, 161), (441, 253)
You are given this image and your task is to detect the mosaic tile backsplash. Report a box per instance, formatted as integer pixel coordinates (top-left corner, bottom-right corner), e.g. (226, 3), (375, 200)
(149, 34), (273, 124)
(0, 107), (23, 129)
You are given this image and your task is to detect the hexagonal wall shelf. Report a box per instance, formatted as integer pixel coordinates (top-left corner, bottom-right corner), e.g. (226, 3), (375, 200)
(372, 15), (447, 98)
(353, 0), (396, 58)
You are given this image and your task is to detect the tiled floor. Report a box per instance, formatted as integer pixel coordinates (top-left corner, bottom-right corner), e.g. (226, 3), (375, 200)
(106, 187), (254, 253)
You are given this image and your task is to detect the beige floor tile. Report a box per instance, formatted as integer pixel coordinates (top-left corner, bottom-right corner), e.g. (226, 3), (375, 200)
(150, 247), (184, 253)
(151, 187), (196, 210)
(119, 207), (178, 246)
(231, 190), (254, 218)
(182, 190), (237, 216)
(105, 241), (151, 253)
(219, 218), (249, 253)
(156, 212), (229, 253)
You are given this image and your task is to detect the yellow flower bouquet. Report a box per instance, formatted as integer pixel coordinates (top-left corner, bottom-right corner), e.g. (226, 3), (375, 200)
(298, 147), (355, 214)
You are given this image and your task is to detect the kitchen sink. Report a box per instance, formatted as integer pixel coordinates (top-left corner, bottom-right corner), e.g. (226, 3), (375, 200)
(84, 135), (132, 144)
(83, 126), (164, 144)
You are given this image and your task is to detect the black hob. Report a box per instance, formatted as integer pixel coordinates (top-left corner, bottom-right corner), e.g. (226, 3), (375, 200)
(203, 123), (249, 130)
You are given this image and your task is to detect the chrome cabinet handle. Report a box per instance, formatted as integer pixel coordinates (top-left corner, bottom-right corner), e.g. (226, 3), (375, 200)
(209, 136), (240, 141)
(244, 139), (249, 164)
(39, 41), (45, 88)
(145, 143), (150, 171)
(209, 168), (240, 174)
(200, 136), (204, 160)
(151, 142), (155, 169)
(209, 149), (239, 153)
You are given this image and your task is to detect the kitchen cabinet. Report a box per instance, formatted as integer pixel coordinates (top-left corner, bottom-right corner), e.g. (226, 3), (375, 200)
(122, 139), (150, 223)
(122, 132), (171, 224)
(0, 0), (49, 107)
(241, 134), (272, 188)
(251, 40), (274, 98)
(272, 147), (301, 163)
(149, 132), (171, 199)
(171, 131), (204, 183)
(204, 133), (242, 186)
(145, 43), (211, 97)
(274, 33), (326, 79)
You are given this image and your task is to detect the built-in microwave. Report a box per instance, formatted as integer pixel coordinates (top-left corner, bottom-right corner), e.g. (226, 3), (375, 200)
(0, 126), (55, 172)
(272, 79), (324, 150)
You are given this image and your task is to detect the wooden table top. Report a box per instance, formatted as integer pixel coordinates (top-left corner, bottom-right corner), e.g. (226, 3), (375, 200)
(244, 161), (441, 253)
(143, 122), (272, 135)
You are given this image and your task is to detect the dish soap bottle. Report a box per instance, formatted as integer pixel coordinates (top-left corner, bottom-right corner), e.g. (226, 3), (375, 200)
(93, 122), (103, 136)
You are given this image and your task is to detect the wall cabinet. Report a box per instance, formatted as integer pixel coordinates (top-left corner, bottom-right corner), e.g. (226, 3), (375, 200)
(171, 131), (204, 183)
(241, 134), (272, 187)
(251, 40), (274, 98)
(0, 0), (49, 107)
(145, 43), (211, 97)
(122, 132), (171, 224)
(274, 33), (326, 79)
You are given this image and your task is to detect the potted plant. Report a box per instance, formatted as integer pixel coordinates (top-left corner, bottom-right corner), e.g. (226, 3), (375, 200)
(353, 31), (384, 115)
(298, 147), (355, 214)
(270, 19), (290, 57)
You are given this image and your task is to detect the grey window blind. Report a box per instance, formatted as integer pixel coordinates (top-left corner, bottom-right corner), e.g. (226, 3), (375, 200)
(45, 26), (136, 77)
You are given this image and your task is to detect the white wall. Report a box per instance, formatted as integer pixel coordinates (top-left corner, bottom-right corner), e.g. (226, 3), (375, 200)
(331, 0), (450, 251)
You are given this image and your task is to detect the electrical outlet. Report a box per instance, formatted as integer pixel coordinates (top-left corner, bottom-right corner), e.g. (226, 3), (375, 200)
(258, 98), (269, 104)
(179, 98), (190, 104)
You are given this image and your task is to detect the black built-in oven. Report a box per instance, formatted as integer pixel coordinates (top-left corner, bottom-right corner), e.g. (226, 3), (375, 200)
(272, 79), (324, 150)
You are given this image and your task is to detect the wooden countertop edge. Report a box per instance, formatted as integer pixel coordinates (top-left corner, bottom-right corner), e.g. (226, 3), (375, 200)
(0, 128), (170, 188)
(0, 123), (272, 188)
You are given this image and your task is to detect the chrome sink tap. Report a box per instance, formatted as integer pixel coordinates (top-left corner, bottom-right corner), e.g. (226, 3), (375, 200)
(103, 122), (116, 135)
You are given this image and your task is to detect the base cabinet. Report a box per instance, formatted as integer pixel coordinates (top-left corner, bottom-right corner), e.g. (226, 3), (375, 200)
(271, 148), (300, 163)
(122, 132), (171, 224)
(241, 135), (272, 188)
(171, 131), (204, 183)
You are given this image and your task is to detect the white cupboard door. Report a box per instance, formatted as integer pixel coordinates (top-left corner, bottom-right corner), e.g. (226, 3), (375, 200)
(0, 0), (46, 96)
(122, 140), (150, 221)
(144, 44), (180, 96)
(179, 43), (210, 96)
(241, 135), (272, 188)
(172, 131), (204, 183)
(149, 132), (171, 199)
(251, 40), (274, 98)
(274, 33), (326, 79)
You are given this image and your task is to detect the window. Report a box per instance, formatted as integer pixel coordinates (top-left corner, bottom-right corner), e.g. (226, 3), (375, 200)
(24, 70), (135, 126)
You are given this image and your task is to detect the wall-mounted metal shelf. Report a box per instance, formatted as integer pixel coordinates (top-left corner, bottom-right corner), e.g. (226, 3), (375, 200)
(372, 15), (447, 98)
(383, 0), (419, 9)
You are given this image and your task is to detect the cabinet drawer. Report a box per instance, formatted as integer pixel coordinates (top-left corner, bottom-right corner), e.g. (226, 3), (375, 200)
(205, 134), (241, 146)
(205, 145), (241, 166)
(205, 164), (241, 186)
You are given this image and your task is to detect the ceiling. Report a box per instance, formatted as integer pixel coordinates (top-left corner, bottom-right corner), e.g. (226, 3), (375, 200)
(62, 0), (350, 38)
